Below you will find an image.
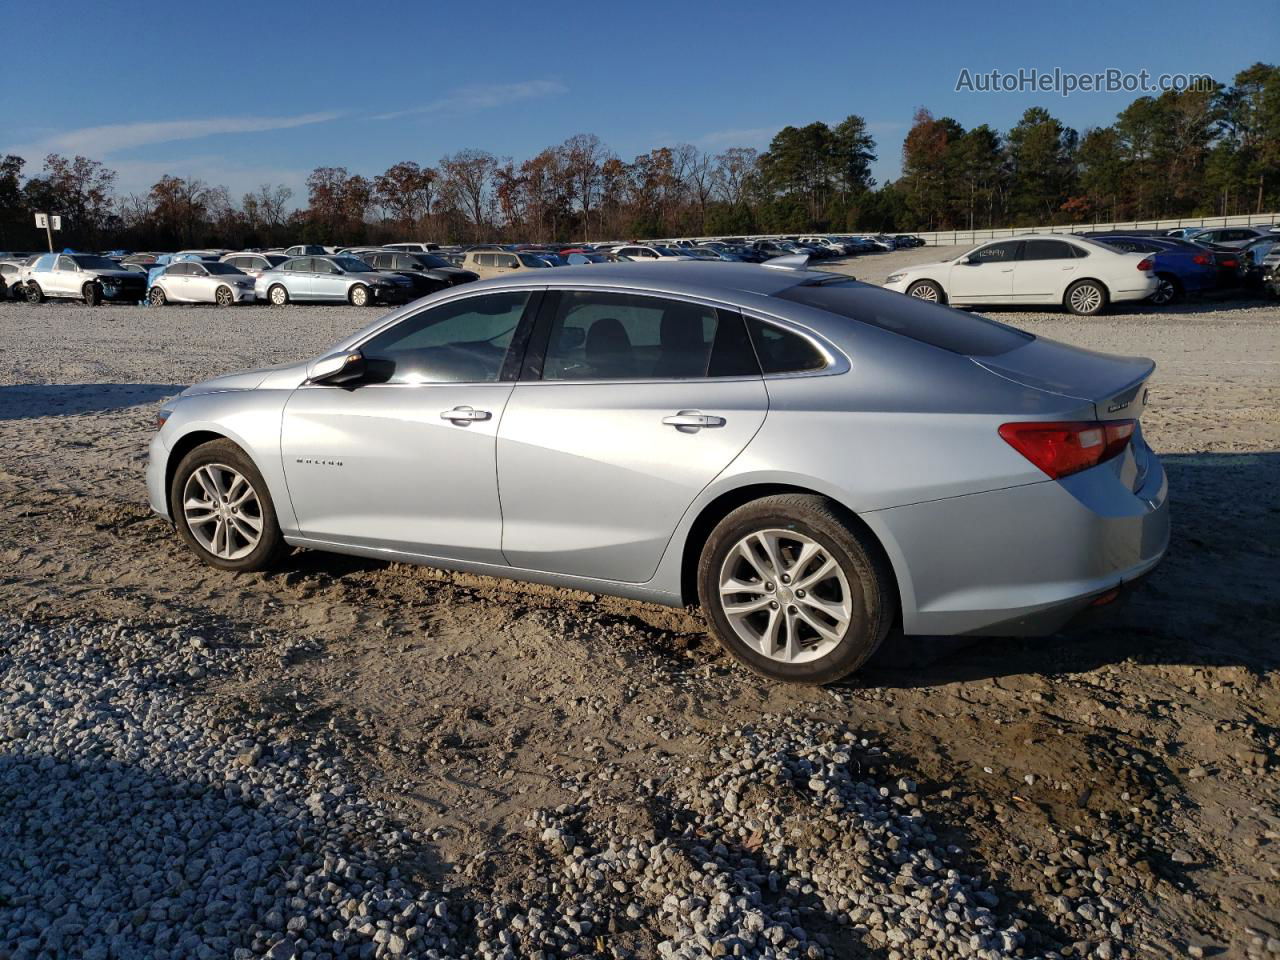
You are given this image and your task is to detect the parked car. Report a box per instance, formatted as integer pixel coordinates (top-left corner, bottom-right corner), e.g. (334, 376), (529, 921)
(1187, 226), (1275, 250)
(749, 240), (799, 260)
(221, 252), (289, 277)
(462, 250), (555, 280)
(894, 235), (926, 248)
(257, 255), (414, 306)
(799, 237), (850, 257)
(0, 260), (26, 299)
(566, 252), (611, 264)
(1089, 235), (1219, 304)
(1263, 258), (1280, 298)
(383, 242), (441, 253)
(360, 250), (479, 288)
(611, 245), (691, 262)
(22, 252), (147, 305)
(1239, 236), (1280, 286)
(148, 260), (257, 306)
(882, 235), (1158, 315)
(283, 244), (329, 257)
(147, 260), (1168, 685)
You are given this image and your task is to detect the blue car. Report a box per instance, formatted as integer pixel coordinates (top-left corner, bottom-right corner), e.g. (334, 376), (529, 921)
(1092, 235), (1218, 304)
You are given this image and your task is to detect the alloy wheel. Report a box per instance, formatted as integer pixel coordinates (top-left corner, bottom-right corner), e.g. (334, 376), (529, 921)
(1151, 279), (1175, 305)
(1069, 284), (1102, 314)
(718, 528), (852, 664)
(909, 283), (939, 302)
(269, 285), (287, 305)
(182, 463), (264, 560)
(215, 286), (233, 306)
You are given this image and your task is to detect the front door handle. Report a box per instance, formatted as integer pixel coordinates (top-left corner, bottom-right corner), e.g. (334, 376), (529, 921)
(440, 405), (491, 423)
(662, 411), (725, 429)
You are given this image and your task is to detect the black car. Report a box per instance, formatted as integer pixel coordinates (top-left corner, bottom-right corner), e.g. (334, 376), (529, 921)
(361, 250), (478, 290)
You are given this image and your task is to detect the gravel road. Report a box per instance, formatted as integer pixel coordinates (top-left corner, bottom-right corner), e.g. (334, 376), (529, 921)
(1, 250), (1277, 959)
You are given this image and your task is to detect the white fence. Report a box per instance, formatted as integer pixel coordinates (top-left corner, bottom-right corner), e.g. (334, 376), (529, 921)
(658, 212), (1280, 248)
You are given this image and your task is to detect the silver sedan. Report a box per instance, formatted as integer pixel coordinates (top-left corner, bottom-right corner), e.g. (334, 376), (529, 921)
(148, 261), (257, 306)
(255, 255), (414, 307)
(147, 261), (1169, 684)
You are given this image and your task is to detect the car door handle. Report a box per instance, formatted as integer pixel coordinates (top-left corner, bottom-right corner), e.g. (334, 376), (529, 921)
(662, 412), (725, 428)
(1000, 268), (1014, 273)
(440, 405), (491, 423)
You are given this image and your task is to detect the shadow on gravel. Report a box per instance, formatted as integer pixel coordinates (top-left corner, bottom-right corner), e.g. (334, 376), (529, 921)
(863, 451), (1280, 687)
(0, 749), (441, 957)
(0, 383), (185, 420)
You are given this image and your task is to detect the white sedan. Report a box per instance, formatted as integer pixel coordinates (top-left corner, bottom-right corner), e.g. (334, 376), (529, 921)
(149, 261), (257, 306)
(882, 234), (1158, 315)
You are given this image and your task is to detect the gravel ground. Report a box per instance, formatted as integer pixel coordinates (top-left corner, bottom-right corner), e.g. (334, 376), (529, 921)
(0, 249), (1278, 959)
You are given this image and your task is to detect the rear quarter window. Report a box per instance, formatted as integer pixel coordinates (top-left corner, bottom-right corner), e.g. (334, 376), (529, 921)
(775, 280), (1032, 357)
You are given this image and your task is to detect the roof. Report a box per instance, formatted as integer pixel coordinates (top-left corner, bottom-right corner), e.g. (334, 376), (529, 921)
(475, 260), (832, 299)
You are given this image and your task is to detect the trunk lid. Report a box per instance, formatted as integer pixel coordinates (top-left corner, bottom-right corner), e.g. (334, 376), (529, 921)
(973, 336), (1154, 422)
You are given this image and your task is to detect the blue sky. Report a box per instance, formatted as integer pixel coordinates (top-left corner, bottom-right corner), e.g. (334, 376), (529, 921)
(4, 1), (1275, 206)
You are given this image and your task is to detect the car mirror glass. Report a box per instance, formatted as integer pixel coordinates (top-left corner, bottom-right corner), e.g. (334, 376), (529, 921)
(308, 350), (367, 387)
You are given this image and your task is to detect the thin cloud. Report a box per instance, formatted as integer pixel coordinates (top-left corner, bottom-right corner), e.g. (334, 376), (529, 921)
(5, 112), (341, 158)
(374, 80), (566, 121)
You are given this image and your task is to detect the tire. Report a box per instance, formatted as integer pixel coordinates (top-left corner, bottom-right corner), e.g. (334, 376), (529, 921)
(83, 282), (101, 307)
(1150, 274), (1183, 306)
(348, 283), (370, 307)
(214, 285), (234, 307)
(169, 438), (286, 573)
(696, 494), (895, 684)
(268, 284), (289, 306)
(907, 280), (944, 303)
(1065, 279), (1107, 316)
(149, 286), (167, 307)
(25, 283), (44, 304)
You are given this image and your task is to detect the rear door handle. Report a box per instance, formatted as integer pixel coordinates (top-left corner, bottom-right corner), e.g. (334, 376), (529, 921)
(440, 405), (491, 423)
(662, 411), (725, 428)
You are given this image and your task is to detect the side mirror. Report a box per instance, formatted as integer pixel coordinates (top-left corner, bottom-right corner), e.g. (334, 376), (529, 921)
(308, 350), (367, 387)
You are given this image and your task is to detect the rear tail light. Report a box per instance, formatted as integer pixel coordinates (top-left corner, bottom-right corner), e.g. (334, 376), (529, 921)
(998, 420), (1136, 479)
(1222, 258), (1239, 268)
(1135, 257), (1154, 271)
(1192, 253), (1211, 265)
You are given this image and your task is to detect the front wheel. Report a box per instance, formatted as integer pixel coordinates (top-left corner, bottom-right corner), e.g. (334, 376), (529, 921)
(907, 280), (943, 303)
(697, 494), (895, 684)
(170, 439), (286, 572)
(83, 282), (102, 306)
(349, 283), (370, 307)
(25, 283), (44, 304)
(149, 286), (167, 307)
(214, 285), (234, 307)
(1065, 279), (1107, 316)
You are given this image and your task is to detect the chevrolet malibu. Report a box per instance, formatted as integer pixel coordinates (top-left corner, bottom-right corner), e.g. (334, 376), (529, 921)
(256, 255), (414, 307)
(148, 261), (1169, 684)
(883, 234), (1159, 315)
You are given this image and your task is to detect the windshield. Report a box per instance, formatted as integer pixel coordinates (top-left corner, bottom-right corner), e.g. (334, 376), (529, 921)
(775, 279), (1032, 357)
(70, 255), (123, 270)
(410, 253), (452, 268)
(205, 262), (244, 275)
(334, 256), (372, 272)
(518, 254), (550, 267)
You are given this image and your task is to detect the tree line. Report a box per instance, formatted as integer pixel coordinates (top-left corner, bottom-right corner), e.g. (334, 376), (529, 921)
(0, 62), (1275, 251)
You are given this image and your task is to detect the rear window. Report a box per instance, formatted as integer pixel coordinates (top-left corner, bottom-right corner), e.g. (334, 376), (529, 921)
(775, 280), (1032, 357)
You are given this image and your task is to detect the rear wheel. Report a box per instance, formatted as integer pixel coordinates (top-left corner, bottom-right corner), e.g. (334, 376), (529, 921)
(82, 282), (101, 306)
(1065, 279), (1107, 316)
(268, 284), (289, 306)
(907, 280), (943, 303)
(214, 285), (234, 307)
(697, 494), (895, 684)
(170, 439), (286, 572)
(148, 286), (167, 307)
(1150, 274), (1182, 306)
(349, 283), (370, 307)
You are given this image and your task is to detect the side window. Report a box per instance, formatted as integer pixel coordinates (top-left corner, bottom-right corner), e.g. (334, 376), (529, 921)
(478, 254), (496, 267)
(969, 241), (1022, 263)
(56, 255), (77, 271)
(541, 291), (742, 381)
(1024, 240), (1077, 261)
(360, 291), (532, 384)
(746, 317), (827, 375)
(168, 263), (190, 276)
(499, 254), (518, 268)
(34, 254), (55, 272)
(189, 263), (208, 277)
